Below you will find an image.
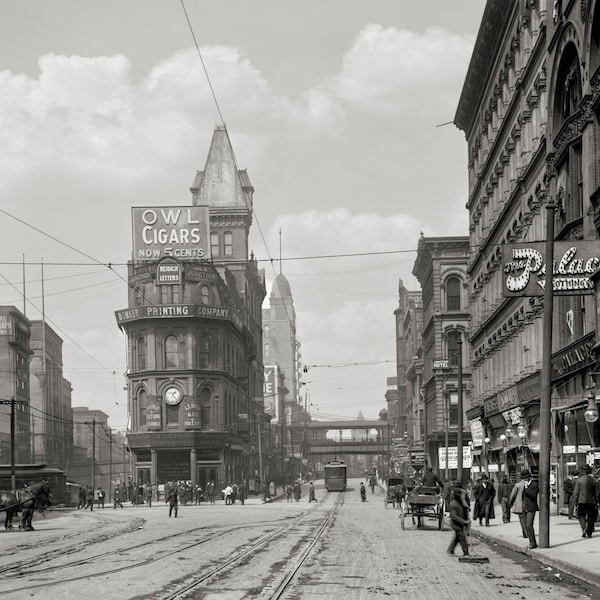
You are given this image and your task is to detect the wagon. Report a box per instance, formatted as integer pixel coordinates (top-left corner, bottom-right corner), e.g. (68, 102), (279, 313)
(384, 477), (406, 509)
(400, 485), (445, 530)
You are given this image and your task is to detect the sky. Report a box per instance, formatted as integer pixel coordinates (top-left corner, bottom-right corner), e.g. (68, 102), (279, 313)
(0, 1), (486, 430)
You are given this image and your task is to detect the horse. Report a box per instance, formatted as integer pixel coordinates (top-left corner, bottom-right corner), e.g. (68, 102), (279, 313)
(0, 490), (20, 529)
(18, 480), (52, 531)
(0, 480), (52, 531)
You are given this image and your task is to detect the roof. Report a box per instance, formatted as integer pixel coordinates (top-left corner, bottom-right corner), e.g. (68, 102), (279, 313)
(454, 0), (517, 136)
(192, 125), (252, 211)
(271, 273), (293, 299)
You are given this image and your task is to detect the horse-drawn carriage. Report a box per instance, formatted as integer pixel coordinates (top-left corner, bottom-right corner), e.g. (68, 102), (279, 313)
(384, 477), (406, 509)
(400, 485), (445, 530)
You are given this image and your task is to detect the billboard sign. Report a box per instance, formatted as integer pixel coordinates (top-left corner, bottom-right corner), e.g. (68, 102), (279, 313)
(264, 366), (279, 422)
(502, 241), (600, 297)
(132, 206), (209, 261)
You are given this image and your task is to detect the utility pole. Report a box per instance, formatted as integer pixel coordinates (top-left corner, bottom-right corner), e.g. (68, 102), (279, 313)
(539, 203), (556, 549)
(457, 335), (464, 484)
(90, 419), (95, 512)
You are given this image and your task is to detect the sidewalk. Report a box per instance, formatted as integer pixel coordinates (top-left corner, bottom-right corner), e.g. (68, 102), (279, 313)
(470, 508), (600, 587)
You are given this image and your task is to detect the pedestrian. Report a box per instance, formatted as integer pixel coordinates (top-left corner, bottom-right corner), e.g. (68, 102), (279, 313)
(194, 483), (202, 505)
(308, 482), (316, 502)
(86, 485), (94, 510)
(286, 483), (293, 502)
(238, 481), (247, 505)
(447, 483), (470, 556)
(97, 487), (105, 509)
(360, 482), (366, 501)
(145, 484), (153, 508)
(474, 474), (495, 526)
(573, 464), (599, 538)
(510, 469), (539, 549)
(77, 486), (86, 509)
(564, 472), (575, 519)
(167, 483), (179, 517)
(293, 481), (301, 502)
(497, 475), (513, 523)
(223, 484), (233, 505)
(369, 474), (377, 493)
(114, 485), (123, 509)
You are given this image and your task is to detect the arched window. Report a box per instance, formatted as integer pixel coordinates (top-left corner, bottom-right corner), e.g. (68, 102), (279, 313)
(139, 389), (147, 427)
(164, 335), (179, 368)
(210, 232), (219, 257)
(446, 277), (461, 311)
(136, 337), (146, 371)
(224, 231), (233, 256)
(200, 387), (212, 429)
(201, 285), (210, 305)
(554, 44), (582, 127)
(197, 334), (211, 369)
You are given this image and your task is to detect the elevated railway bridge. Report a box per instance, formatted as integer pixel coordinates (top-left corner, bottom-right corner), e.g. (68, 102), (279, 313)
(287, 419), (396, 478)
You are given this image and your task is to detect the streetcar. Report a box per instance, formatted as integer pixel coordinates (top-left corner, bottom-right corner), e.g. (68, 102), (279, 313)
(0, 464), (68, 505)
(323, 460), (347, 491)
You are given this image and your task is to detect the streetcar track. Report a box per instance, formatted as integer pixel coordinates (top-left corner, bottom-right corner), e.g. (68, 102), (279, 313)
(157, 492), (343, 600)
(0, 516), (289, 579)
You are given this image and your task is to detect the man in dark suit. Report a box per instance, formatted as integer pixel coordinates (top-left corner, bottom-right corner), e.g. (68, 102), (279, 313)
(573, 464), (599, 538)
(521, 470), (539, 549)
(474, 474), (495, 526)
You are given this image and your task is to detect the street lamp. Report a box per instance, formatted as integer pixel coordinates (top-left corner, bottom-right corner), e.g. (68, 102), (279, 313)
(585, 392), (599, 423)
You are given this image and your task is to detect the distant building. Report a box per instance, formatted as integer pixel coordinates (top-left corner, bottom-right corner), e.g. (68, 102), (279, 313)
(0, 306), (32, 464)
(412, 234), (471, 474)
(29, 320), (72, 471)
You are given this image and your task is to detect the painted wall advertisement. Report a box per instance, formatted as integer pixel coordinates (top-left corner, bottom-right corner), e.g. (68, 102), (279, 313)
(502, 241), (600, 297)
(146, 398), (162, 430)
(132, 206), (210, 261)
(184, 398), (201, 429)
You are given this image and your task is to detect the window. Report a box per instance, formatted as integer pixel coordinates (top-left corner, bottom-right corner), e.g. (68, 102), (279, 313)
(224, 231), (233, 256)
(558, 296), (584, 346)
(136, 337), (146, 371)
(134, 286), (145, 306)
(201, 285), (210, 305)
(210, 232), (219, 257)
(448, 391), (458, 427)
(447, 330), (462, 367)
(200, 387), (212, 429)
(164, 335), (179, 368)
(139, 389), (147, 427)
(197, 335), (211, 369)
(166, 403), (179, 426)
(446, 277), (461, 311)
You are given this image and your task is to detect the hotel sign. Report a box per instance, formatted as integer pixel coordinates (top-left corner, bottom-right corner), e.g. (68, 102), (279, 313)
(132, 206), (209, 261)
(502, 242), (600, 297)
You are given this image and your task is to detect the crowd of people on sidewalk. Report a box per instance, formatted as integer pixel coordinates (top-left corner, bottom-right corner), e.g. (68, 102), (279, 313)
(389, 463), (600, 557)
(439, 463), (600, 555)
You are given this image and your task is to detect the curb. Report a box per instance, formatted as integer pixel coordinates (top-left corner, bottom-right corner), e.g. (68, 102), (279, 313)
(473, 529), (600, 589)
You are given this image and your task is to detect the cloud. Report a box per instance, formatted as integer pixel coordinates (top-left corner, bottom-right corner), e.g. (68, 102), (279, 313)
(327, 25), (475, 116)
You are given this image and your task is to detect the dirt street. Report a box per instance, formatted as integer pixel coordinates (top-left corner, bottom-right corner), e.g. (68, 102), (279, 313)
(1, 479), (598, 600)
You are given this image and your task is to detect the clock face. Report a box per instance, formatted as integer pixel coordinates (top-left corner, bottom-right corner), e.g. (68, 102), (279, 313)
(164, 387), (182, 405)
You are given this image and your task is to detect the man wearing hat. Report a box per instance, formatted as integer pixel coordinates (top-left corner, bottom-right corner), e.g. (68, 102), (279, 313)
(509, 469), (539, 549)
(447, 482), (470, 556)
(572, 464), (599, 538)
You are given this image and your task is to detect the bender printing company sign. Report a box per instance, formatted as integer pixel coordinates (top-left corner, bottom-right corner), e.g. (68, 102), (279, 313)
(502, 241), (600, 297)
(132, 206), (209, 261)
